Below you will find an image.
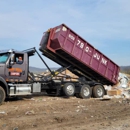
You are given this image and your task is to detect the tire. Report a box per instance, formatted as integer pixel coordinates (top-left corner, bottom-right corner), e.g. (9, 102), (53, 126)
(0, 86), (5, 105)
(79, 85), (92, 99)
(63, 83), (75, 97)
(92, 85), (105, 98)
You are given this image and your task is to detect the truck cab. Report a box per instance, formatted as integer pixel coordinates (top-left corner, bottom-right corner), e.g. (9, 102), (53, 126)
(0, 49), (31, 104)
(0, 49), (28, 83)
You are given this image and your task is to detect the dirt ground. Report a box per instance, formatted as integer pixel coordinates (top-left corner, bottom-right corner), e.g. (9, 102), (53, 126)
(0, 95), (130, 130)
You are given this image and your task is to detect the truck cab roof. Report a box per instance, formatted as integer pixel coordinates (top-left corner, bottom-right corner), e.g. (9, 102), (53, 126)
(0, 49), (15, 54)
(0, 48), (36, 57)
(0, 49), (24, 54)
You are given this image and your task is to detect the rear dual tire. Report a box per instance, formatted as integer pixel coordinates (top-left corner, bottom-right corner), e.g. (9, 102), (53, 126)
(92, 85), (105, 98)
(76, 85), (105, 99)
(62, 83), (75, 97)
(76, 85), (92, 99)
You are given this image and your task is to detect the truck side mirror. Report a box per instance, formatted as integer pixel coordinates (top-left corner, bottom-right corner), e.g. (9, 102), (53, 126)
(7, 54), (15, 68)
(9, 54), (15, 66)
(10, 53), (15, 63)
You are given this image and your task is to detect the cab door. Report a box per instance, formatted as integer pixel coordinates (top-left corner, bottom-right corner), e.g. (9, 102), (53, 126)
(5, 53), (28, 82)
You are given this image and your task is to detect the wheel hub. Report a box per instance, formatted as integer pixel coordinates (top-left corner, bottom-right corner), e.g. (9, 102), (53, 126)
(83, 87), (90, 96)
(66, 85), (74, 95)
(97, 88), (103, 96)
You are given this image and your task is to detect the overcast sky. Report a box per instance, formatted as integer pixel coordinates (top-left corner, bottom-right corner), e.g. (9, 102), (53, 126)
(0, 0), (130, 68)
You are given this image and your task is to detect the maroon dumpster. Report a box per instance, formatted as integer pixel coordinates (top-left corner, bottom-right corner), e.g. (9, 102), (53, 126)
(40, 24), (120, 85)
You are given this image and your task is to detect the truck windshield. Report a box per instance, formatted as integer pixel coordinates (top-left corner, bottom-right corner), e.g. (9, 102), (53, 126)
(0, 53), (9, 63)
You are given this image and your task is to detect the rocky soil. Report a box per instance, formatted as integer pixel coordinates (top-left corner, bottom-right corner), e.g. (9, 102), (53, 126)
(0, 95), (130, 130)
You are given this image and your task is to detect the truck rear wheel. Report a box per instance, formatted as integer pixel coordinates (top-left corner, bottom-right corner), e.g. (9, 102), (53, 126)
(0, 86), (5, 105)
(93, 85), (105, 98)
(63, 83), (75, 97)
(78, 85), (92, 99)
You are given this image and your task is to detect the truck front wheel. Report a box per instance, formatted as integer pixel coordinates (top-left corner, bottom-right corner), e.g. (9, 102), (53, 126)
(93, 85), (105, 98)
(0, 86), (5, 105)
